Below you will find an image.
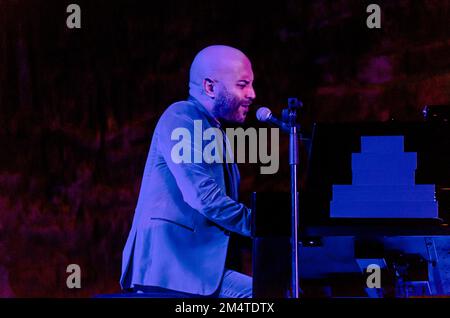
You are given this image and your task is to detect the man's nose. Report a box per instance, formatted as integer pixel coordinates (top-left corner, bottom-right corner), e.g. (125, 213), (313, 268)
(246, 86), (256, 101)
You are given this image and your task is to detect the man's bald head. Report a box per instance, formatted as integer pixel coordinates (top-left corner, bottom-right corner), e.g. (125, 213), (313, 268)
(189, 45), (252, 97)
(188, 45), (256, 123)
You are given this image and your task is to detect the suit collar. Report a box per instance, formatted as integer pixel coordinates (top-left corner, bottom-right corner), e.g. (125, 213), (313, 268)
(187, 96), (222, 129)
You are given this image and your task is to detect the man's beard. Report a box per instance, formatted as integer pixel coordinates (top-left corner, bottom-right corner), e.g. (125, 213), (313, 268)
(212, 88), (244, 123)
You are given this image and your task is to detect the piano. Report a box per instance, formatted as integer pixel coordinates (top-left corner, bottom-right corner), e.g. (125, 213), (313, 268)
(252, 121), (450, 298)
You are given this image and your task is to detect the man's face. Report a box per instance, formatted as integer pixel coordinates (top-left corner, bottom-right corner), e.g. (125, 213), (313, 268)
(212, 59), (256, 123)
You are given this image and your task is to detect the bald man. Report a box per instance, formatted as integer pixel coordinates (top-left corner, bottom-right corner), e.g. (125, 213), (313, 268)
(120, 45), (256, 298)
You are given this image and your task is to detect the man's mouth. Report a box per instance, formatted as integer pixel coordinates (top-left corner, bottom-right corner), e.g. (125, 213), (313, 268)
(240, 105), (249, 115)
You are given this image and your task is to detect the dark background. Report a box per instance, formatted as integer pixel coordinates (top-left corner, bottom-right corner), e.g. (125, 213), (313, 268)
(0, 0), (449, 297)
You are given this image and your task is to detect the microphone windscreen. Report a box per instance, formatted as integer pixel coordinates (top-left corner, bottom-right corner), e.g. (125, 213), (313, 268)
(256, 107), (272, 122)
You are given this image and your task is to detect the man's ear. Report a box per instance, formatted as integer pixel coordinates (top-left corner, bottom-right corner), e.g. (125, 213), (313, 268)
(203, 78), (215, 99)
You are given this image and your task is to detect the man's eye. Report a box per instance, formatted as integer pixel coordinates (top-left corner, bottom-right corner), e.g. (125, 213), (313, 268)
(237, 84), (246, 88)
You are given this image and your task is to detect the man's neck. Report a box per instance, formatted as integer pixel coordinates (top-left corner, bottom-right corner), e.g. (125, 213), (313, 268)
(188, 95), (221, 127)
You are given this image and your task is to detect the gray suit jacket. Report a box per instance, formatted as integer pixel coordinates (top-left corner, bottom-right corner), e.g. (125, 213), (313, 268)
(120, 97), (252, 295)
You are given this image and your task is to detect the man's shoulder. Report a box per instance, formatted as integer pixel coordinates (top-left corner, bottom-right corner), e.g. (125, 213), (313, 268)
(158, 99), (210, 126)
(161, 99), (201, 118)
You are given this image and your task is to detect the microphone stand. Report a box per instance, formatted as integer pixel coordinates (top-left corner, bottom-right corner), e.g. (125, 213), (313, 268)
(285, 98), (302, 298)
(257, 99), (303, 298)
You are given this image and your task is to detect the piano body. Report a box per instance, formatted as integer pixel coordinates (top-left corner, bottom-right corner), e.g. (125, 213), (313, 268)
(252, 122), (450, 298)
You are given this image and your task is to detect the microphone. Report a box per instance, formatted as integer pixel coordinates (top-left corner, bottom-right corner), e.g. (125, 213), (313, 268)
(256, 107), (289, 133)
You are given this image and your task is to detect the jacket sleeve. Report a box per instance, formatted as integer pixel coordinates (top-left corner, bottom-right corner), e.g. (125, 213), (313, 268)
(157, 109), (252, 237)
